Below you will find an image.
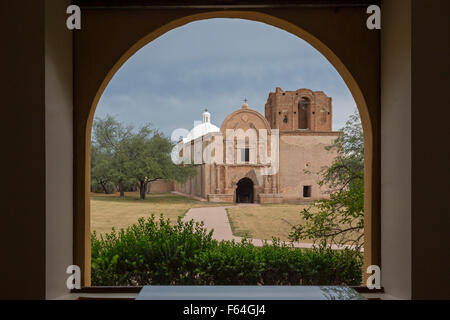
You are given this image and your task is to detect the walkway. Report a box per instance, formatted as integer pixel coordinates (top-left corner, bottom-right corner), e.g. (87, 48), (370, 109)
(183, 205), (323, 249)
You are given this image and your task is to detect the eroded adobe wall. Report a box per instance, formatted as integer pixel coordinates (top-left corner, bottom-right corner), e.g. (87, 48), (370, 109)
(278, 133), (339, 200)
(265, 88), (333, 132)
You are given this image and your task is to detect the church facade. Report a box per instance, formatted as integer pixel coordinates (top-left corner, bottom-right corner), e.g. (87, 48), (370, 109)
(174, 88), (341, 203)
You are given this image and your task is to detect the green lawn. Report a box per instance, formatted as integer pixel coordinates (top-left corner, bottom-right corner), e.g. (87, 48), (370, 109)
(226, 203), (313, 242)
(91, 192), (230, 235)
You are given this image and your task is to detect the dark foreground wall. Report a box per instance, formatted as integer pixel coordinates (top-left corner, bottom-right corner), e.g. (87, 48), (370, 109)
(0, 1), (47, 299)
(411, 0), (450, 299)
(0, 0), (73, 299)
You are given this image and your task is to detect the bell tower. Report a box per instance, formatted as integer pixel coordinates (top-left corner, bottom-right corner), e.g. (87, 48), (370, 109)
(202, 109), (211, 123)
(265, 87), (332, 132)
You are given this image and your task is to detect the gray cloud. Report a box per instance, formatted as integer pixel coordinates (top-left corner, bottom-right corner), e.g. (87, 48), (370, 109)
(96, 18), (358, 136)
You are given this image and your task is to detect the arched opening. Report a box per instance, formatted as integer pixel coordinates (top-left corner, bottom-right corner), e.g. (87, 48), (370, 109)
(236, 178), (254, 203)
(298, 97), (311, 129)
(76, 10), (378, 286)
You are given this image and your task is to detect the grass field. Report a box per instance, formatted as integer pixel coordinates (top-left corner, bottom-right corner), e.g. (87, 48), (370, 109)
(90, 192), (230, 235)
(91, 193), (358, 244)
(226, 203), (313, 243)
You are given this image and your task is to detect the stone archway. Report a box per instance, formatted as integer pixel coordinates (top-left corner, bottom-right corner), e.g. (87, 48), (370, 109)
(75, 7), (380, 286)
(236, 178), (254, 203)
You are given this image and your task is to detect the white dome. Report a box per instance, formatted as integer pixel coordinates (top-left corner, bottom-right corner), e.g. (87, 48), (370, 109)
(183, 123), (220, 143)
(183, 109), (220, 143)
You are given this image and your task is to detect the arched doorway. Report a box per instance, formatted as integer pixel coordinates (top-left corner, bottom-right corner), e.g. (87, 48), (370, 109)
(236, 178), (254, 203)
(74, 8), (380, 286)
(298, 97), (311, 129)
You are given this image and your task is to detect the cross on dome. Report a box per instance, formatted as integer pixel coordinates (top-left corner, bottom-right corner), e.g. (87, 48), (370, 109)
(242, 98), (249, 109)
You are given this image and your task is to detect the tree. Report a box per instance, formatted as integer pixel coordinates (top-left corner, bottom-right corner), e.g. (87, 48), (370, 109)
(123, 129), (196, 200)
(92, 115), (134, 197)
(91, 115), (196, 199)
(91, 144), (115, 194)
(289, 112), (364, 251)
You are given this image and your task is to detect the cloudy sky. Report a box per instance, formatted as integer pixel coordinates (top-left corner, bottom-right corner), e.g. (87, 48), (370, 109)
(95, 18), (357, 138)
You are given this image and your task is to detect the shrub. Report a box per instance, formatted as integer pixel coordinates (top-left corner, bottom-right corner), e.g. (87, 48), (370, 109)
(91, 215), (363, 286)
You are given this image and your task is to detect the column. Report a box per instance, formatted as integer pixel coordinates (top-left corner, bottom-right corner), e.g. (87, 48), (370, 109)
(264, 175), (270, 194)
(215, 164), (221, 194)
(272, 173), (277, 194)
(224, 165), (229, 193)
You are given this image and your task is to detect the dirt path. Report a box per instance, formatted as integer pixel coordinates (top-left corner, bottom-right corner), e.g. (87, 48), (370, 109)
(183, 206), (321, 249)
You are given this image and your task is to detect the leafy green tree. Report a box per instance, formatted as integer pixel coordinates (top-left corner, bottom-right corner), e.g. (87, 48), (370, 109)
(91, 115), (196, 199)
(289, 112), (364, 251)
(91, 144), (115, 194)
(122, 129), (196, 200)
(92, 115), (134, 197)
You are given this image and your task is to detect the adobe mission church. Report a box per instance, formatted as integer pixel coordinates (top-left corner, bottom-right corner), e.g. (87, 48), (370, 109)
(174, 87), (340, 203)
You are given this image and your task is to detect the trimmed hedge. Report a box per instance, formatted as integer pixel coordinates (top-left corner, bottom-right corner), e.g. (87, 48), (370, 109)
(91, 215), (363, 286)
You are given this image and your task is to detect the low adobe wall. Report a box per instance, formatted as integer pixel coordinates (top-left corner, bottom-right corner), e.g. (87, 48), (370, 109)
(207, 194), (234, 203)
(258, 194), (283, 204)
(148, 180), (174, 193)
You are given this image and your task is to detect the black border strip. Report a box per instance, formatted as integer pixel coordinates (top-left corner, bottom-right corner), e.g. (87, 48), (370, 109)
(71, 286), (384, 294)
(74, 0), (380, 9)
